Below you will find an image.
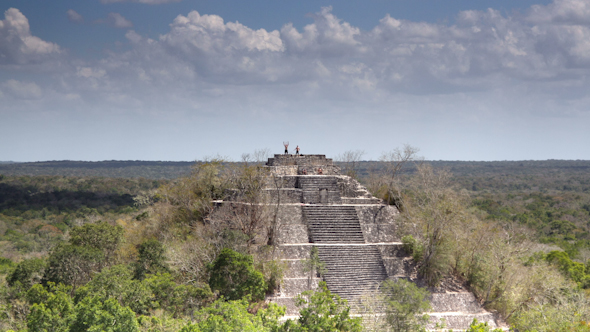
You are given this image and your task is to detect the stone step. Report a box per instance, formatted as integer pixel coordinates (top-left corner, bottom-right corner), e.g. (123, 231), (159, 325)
(427, 312), (500, 330)
(315, 245), (388, 302)
(429, 292), (484, 314)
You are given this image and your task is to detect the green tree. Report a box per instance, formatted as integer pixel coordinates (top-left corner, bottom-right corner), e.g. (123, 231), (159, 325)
(546, 250), (588, 285)
(181, 298), (284, 332)
(133, 238), (170, 280)
(7, 258), (45, 292)
(69, 221), (124, 265)
(281, 281), (362, 332)
(26, 286), (74, 332)
(207, 248), (267, 301)
(70, 296), (139, 332)
(380, 279), (431, 332)
(73, 264), (152, 315)
(144, 273), (213, 317)
(43, 243), (104, 292)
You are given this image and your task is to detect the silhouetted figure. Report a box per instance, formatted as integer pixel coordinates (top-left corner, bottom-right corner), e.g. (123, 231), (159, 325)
(283, 141), (289, 154)
(295, 145), (300, 155)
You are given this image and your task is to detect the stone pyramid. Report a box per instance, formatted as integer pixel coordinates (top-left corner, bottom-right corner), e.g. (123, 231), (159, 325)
(233, 154), (505, 330)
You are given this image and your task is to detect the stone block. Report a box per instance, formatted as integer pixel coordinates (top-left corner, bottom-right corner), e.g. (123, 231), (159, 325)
(278, 245), (312, 260)
(356, 205), (399, 225)
(276, 205), (304, 225)
(429, 292), (483, 314)
(376, 244), (405, 257)
(361, 224), (399, 243)
(280, 278), (320, 297)
(427, 312), (499, 330)
(282, 259), (313, 278)
(265, 188), (303, 204)
(268, 297), (299, 315)
(276, 225), (310, 244)
(382, 257), (407, 277)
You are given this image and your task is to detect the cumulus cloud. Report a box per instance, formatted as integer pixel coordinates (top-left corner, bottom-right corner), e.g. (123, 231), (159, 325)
(0, 8), (61, 65)
(67, 9), (83, 23)
(106, 12), (133, 28)
(2, 79), (43, 99)
(55, 2), (590, 101)
(528, 0), (590, 25)
(7, 1), (590, 121)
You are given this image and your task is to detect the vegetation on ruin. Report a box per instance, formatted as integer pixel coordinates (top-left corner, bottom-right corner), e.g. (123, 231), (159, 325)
(1, 150), (590, 331)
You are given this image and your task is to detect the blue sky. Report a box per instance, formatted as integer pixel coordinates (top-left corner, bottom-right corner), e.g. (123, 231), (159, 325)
(1, 0), (589, 162)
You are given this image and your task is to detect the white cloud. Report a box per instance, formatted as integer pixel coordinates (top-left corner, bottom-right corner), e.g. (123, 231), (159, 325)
(2, 79), (43, 99)
(67, 9), (83, 23)
(528, 0), (590, 25)
(5, 0), (590, 134)
(0, 8), (61, 65)
(107, 12), (132, 28)
(43, 2), (590, 104)
(76, 67), (107, 79)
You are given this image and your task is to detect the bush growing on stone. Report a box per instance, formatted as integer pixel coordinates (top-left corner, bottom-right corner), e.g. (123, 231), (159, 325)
(465, 319), (504, 332)
(401, 235), (423, 263)
(281, 281), (362, 332)
(381, 278), (431, 332)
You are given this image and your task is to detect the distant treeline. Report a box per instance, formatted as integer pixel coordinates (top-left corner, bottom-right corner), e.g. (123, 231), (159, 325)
(2, 159), (590, 181)
(0, 161), (194, 179)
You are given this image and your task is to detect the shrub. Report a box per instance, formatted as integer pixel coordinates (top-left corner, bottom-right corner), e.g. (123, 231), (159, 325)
(207, 248), (266, 301)
(381, 278), (431, 332)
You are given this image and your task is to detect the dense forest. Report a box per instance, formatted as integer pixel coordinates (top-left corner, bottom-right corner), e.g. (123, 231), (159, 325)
(1, 155), (590, 331)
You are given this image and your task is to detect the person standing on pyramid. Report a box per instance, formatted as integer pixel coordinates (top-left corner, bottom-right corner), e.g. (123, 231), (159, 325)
(283, 141), (289, 154)
(295, 145), (300, 156)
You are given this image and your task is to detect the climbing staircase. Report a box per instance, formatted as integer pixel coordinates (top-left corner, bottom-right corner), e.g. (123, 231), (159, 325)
(303, 205), (388, 304)
(299, 176), (342, 204)
(303, 206), (364, 243)
(316, 245), (388, 303)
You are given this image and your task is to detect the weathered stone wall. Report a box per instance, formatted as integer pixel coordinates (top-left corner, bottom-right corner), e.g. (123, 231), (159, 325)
(267, 166), (298, 176)
(336, 176), (375, 199)
(268, 154), (334, 166)
(274, 205), (308, 244)
(273, 244), (321, 315)
(264, 188), (303, 204)
(356, 205), (399, 243)
(377, 244), (411, 277)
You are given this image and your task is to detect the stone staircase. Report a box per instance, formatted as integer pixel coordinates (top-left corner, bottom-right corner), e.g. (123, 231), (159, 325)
(303, 205), (388, 304)
(299, 176), (342, 204)
(427, 292), (503, 330)
(303, 206), (364, 243)
(316, 245), (388, 303)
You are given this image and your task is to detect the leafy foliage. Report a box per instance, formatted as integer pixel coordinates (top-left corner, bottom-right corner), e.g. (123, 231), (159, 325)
(70, 296), (139, 332)
(380, 279), (431, 332)
(207, 248), (267, 301)
(180, 299), (284, 332)
(465, 318), (504, 332)
(281, 281), (363, 332)
(27, 284), (74, 332)
(7, 258), (45, 290)
(133, 238), (170, 280)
